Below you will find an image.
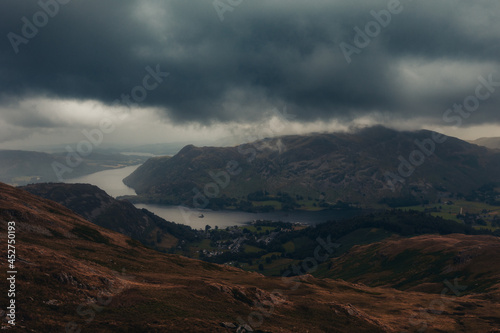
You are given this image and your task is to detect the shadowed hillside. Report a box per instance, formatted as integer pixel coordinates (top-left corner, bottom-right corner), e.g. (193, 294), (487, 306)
(20, 182), (196, 251)
(124, 127), (500, 209)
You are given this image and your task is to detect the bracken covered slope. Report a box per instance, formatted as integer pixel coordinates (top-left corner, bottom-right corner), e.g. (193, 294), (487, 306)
(1, 182), (500, 332)
(323, 233), (500, 294)
(20, 183), (195, 251)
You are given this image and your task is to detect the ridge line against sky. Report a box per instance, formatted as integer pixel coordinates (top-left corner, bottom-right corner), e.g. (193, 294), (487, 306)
(0, 0), (499, 149)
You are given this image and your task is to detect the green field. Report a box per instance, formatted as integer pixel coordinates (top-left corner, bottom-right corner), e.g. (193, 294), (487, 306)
(251, 200), (282, 209)
(400, 200), (500, 229)
(283, 241), (295, 253)
(239, 225), (277, 234)
(243, 245), (265, 254)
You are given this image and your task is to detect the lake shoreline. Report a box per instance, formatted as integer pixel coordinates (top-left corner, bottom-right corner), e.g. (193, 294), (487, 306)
(64, 165), (367, 229)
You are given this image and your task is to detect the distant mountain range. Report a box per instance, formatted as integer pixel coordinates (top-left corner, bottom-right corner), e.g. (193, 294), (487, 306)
(470, 137), (500, 149)
(123, 126), (500, 209)
(0, 150), (147, 186)
(0, 150), (62, 185)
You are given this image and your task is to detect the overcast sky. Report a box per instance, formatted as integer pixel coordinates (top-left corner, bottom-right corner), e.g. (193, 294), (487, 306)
(0, 0), (499, 150)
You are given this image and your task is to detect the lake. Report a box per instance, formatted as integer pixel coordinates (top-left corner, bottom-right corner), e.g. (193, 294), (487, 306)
(65, 165), (361, 229)
(134, 204), (360, 229)
(65, 165), (140, 197)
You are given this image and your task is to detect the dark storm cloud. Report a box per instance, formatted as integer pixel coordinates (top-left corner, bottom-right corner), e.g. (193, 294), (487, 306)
(0, 0), (499, 126)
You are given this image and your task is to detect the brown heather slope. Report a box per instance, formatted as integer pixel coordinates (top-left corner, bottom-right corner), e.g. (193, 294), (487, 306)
(1, 182), (500, 332)
(20, 182), (195, 251)
(324, 234), (500, 296)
